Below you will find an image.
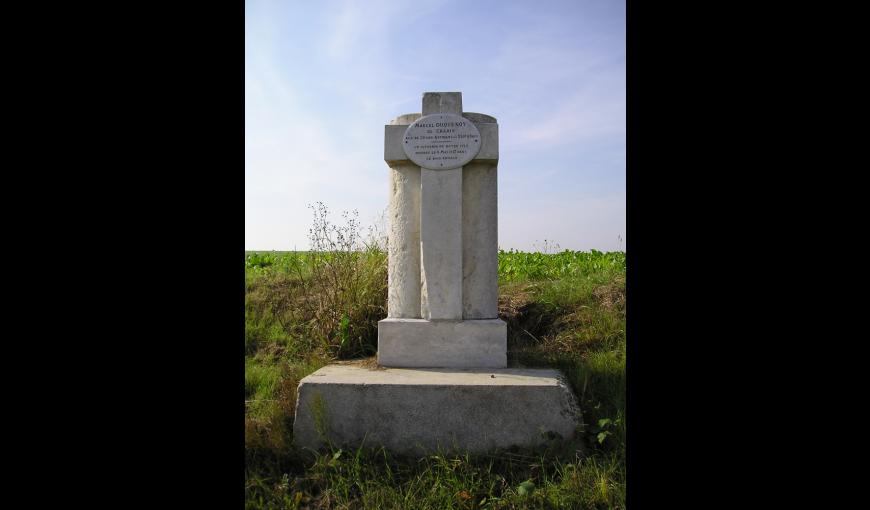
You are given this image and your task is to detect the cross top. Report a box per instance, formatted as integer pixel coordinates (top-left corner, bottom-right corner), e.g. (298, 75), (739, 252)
(422, 91), (463, 115)
(384, 92), (498, 166)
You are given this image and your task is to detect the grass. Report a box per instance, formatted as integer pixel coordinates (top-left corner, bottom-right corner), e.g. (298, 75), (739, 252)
(245, 206), (626, 509)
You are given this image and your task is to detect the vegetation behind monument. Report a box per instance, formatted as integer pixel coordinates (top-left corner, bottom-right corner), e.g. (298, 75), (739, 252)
(245, 206), (626, 508)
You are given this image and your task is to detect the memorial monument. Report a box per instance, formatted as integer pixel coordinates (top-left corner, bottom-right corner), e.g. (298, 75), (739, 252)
(293, 92), (580, 454)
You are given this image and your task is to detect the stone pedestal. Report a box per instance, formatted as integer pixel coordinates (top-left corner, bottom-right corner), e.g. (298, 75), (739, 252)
(377, 318), (505, 368)
(293, 364), (580, 455)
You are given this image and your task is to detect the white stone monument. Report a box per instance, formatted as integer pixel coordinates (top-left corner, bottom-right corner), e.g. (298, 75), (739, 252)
(378, 92), (505, 368)
(293, 93), (580, 454)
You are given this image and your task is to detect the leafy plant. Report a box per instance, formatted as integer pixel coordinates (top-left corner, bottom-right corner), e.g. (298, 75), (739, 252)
(517, 479), (536, 496)
(593, 416), (623, 446)
(246, 252), (277, 269)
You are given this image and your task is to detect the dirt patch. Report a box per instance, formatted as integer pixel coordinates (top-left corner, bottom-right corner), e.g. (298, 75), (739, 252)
(593, 276), (625, 311)
(499, 283), (532, 315)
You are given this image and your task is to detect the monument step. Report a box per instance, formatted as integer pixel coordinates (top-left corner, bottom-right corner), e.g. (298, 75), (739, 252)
(293, 364), (581, 454)
(377, 318), (506, 368)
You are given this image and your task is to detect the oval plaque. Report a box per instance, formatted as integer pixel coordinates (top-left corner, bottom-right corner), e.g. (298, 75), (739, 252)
(402, 113), (481, 169)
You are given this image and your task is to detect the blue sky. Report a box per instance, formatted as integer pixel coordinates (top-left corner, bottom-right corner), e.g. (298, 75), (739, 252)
(245, 0), (625, 251)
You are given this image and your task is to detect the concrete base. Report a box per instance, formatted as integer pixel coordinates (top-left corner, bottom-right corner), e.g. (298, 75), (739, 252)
(293, 364), (580, 454)
(378, 318), (506, 368)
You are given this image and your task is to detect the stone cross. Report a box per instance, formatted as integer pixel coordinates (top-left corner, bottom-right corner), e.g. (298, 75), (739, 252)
(378, 92), (506, 368)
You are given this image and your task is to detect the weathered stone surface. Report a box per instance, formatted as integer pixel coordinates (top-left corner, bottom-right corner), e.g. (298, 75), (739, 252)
(391, 111), (494, 126)
(387, 162), (421, 318)
(474, 120), (499, 160)
(420, 167), (463, 320)
(378, 318), (506, 368)
(293, 364), (580, 454)
(462, 161), (499, 319)
(462, 112), (497, 123)
(422, 91), (462, 115)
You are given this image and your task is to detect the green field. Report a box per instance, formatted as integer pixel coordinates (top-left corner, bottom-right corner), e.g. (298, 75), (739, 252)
(245, 241), (626, 509)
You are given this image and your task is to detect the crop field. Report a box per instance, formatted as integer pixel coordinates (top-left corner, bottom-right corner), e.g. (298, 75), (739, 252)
(245, 222), (625, 508)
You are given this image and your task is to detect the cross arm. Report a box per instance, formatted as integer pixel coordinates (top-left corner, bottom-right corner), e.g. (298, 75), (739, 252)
(384, 121), (499, 165)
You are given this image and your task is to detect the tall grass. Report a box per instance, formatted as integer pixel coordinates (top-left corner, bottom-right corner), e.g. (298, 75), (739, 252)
(246, 203), (387, 359)
(246, 444), (624, 509)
